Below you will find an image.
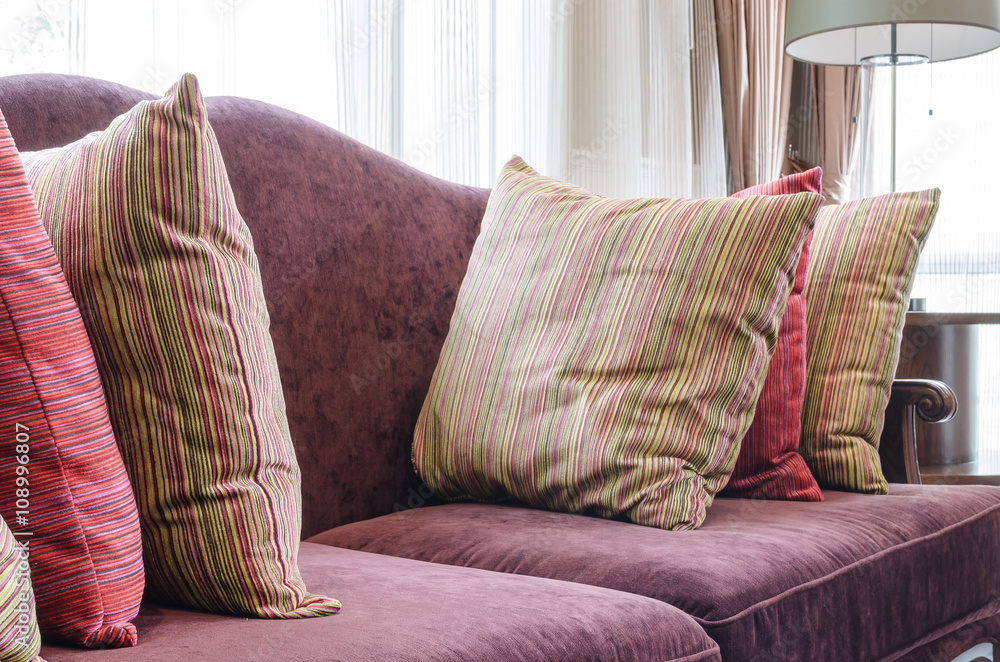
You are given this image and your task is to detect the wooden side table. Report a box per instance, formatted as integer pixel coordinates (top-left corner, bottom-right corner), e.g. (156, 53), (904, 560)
(895, 312), (1000, 486)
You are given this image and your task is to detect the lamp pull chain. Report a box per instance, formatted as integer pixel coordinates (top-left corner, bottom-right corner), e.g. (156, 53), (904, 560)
(853, 28), (858, 124)
(929, 25), (935, 115)
(891, 23), (897, 193)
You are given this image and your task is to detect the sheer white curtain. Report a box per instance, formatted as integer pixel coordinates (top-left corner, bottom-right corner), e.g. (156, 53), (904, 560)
(330, 0), (400, 157)
(2, 0), (341, 124)
(386, 0), (729, 196)
(1, 0), (727, 197)
(854, 52), (1000, 312)
(854, 51), (1000, 466)
(555, 0), (727, 198)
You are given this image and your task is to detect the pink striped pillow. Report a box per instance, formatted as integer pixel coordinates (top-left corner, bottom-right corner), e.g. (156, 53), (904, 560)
(722, 168), (824, 501)
(22, 75), (341, 618)
(0, 111), (143, 646)
(413, 157), (822, 530)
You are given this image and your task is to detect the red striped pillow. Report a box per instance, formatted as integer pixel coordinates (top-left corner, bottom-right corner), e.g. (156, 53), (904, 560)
(722, 168), (824, 501)
(413, 157), (822, 530)
(0, 111), (143, 646)
(22, 75), (341, 618)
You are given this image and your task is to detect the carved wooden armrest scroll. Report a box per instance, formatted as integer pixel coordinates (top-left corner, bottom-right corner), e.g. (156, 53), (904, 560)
(880, 379), (958, 484)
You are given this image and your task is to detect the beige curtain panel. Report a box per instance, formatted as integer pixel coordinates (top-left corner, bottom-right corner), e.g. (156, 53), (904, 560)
(714, 0), (793, 192)
(812, 65), (864, 204)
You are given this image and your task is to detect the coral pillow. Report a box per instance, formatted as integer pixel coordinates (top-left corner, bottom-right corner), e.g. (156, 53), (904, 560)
(0, 110), (143, 647)
(0, 516), (42, 662)
(801, 190), (940, 492)
(722, 168), (824, 501)
(413, 157), (821, 530)
(22, 75), (341, 618)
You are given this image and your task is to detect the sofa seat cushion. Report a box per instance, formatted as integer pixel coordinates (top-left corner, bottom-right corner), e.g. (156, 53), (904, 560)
(38, 542), (721, 662)
(311, 484), (1000, 662)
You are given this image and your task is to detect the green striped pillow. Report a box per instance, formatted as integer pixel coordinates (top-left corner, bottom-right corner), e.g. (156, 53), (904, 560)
(0, 516), (42, 662)
(413, 158), (822, 530)
(801, 190), (940, 492)
(22, 75), (341, 618)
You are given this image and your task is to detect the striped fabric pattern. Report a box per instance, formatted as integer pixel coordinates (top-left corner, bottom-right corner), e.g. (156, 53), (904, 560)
(0, 112), (143, 647)
(413, 157), (822, 530)
(22, 75), (341, 618)
(0, 516), (42, 662)
(722, 168), (824, 501)
(801, 190), (940, 492)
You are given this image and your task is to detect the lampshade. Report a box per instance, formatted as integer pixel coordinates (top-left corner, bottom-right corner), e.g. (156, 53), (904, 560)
(786, 0), (1000, 65)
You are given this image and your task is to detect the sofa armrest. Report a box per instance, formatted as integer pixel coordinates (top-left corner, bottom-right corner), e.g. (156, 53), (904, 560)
(879, 379), (958, 484)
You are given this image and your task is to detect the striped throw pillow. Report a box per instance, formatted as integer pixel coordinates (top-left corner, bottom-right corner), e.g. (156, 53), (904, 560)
(722, 168), (824, 501)
(801, 190), (940, 492)
(413, 157), (822, 530)
(0, 111), (143, 647)
(0, 516), (42, 662)
(22, 75), (341, 618)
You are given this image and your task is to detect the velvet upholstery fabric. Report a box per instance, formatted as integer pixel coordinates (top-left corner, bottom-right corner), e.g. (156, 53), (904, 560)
(0, 74), (155, 151)
(313, 484), (1000, 662)
(0, 73), (488, 539)
(898, 613), (999, 662)
(204, 100), (489, 540)
(38, 543), (722, 662)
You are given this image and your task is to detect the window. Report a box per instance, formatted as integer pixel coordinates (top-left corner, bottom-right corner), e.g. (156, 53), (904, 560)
(859, 51), (1000, 468)
(2, 0), (726, 197)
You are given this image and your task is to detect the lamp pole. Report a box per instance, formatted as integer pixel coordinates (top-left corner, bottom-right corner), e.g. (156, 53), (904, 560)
(891, 22), (897, 193)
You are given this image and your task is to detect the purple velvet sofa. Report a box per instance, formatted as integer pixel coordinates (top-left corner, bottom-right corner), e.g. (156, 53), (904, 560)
(1, 73), (999, 662)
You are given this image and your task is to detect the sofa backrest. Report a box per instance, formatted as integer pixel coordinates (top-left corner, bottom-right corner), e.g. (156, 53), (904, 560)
(0, 73), (489, 538)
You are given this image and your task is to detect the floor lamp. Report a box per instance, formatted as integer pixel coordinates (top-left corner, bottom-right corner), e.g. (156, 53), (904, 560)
(784, 0), (1000, 192)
